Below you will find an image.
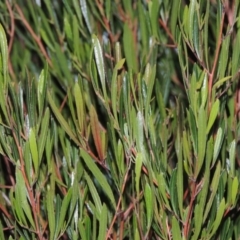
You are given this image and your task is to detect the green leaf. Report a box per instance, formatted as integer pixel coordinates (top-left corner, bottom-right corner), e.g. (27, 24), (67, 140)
(29, 128), (39, 176)
(81, 149), (116, 208)
(144, 183), (153, 229)
(212, 127), (223, 166)
(170, 169), (178, 215)
(55, 187), (73, 237)
(89, 105), (104, 161)
(138, 0), (149, 49)
(0, 23), (8, 85)
(189, 0), (196, 47)
(176, 112), (183, 217)
(149, 0), (160, 40)
(170, 0), (179, 39)
(135, 110), (144, 155)
(206, 99), (219, 134)
(84, 171), (102, 216)
(218, 35), (230, 80)
(213, 75), (232, 89)
(172, 216), (181, 240)
(157, 173), (171, 210)
(92, 34), (107, 98)
(46, 185), (56, 240)
(176, 148), (183, 218)
(204, 0), (210, 68)
(135, 152), (143, 197)
(195, 106), (207, 178)
(232, 177), (238, 205)
(53, 43), (72, 83)
(123, 23), (138, 73)
(111, 58), (125, 120)
(38, 108), (50, 163)
(229, 140), (236, 176)
(192, 204), (203, 240)
(193, 11), (200, 59)
(98, 204), (108, 240)
(73, 15), (80, 58)
(80, 0), (92, 33)
(210, 198), (225, 237)
(200, 72), (208, 108)
(37, 66), (48, 117)
(48, 91), (80, 145)
(145, 64), (156, 123)
(15, 167), (35, 229)
(74, 80), (85, 132)
(64, 15), (72, 42)
(203, 161), (221, 222)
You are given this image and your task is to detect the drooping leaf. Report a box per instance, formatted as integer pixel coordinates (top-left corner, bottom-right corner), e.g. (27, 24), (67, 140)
(81, 149), (116, 208)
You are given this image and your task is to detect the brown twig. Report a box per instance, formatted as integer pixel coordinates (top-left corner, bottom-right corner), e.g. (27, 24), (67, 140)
(208, 12), (225, 107)
(183, 181), (197, 237)
(159, 19), (177, 47)
(15, 4), (52, 67)
(105, 162), (131, 239)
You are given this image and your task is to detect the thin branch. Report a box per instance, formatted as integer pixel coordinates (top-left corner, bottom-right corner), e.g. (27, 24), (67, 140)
(208, 12), (225, 106)
(105, 162), (131, 239)
(15, 4), (52, 67)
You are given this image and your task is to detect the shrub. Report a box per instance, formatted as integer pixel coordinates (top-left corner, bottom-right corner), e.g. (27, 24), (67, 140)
(0, 0), (240, 239)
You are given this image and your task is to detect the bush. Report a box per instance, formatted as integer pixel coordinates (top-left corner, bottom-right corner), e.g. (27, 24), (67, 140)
(0, 0), (240, 239)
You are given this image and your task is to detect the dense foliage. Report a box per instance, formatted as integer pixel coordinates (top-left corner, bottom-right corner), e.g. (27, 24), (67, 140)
(0, 0), (240, 239)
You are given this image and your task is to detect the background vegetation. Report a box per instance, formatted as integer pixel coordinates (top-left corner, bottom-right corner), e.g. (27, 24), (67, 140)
(0, 0), (240, 239)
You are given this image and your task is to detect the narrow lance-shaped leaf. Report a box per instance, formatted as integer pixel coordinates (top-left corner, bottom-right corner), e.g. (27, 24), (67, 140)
(0, 24), (8, 86)
(170, 0), (179, 39)
(210, 198), (225, 237)
(15, 167), (35, 229)
(195, 106), (207, 178)
(81, 149), (116, 208)
(84, 171), (102, 215)
(149, 0), (160, 39)
(47, 91), (80, 145)
(212, 127), (223, 166)
(98, 204), (108, 240)
(172, 216), (182, 240)
(55, 187), (73, 238)
(92, 35), (107, 98)
(206, 99), (219, 134)
(144, 183), (154, 230)
(90, 105), (104, 161)
(46, 185), (56, 240)
(135, 153), (143, 197)
(189, 0), (196, 47)
(38, 108), (50, 162)
(37, 66), (48, 116)
(111, 58), (125, 121)
(123, 23), (138, 73)
(138, 0), (148, 49)
(29, 128), (39, 176)
(229, 140), (236, 176)
(136, 110), (144, 154)
(203, 161), (221, 221)
(170, 169), (178, 215)
(232, 177), (238, 205)
(80, 0), (92, 33)
(74, 81), (85, 133)
(193, 11), (201, 60)
(192, 204), (203, 240)
(0, 26), (10, 124)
